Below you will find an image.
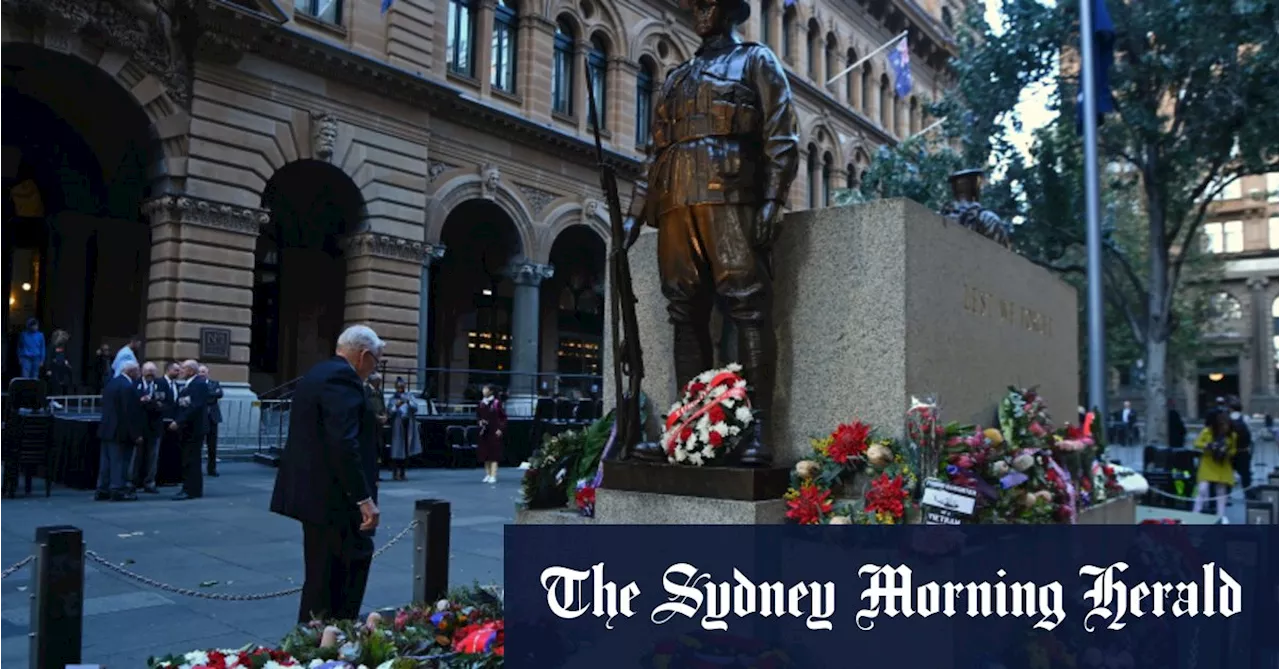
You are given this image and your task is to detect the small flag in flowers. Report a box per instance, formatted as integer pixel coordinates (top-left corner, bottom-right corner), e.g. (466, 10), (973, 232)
(887, 36), (912, 98)
(381, 0), (394, 14)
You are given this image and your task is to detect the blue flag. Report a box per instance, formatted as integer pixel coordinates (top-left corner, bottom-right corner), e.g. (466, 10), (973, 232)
(887, 37), (912, 98)
(381, 0), (394, 14)
(783, 0), (796, 6)
(1076, 0), (1115, 133)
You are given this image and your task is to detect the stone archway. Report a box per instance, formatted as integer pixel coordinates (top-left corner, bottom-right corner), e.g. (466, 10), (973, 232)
(540, 224), (607, 399)
(2, 43), (166, 389)
(430, 198), (543, 405)
(251, 159), (366, 390)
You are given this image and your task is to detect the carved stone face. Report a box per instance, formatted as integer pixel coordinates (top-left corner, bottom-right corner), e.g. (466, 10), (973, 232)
(312, 114), (339, 161)
(482, 165), (501, 193)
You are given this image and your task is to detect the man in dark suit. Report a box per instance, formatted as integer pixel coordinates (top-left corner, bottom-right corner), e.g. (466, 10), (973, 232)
(169, 359), (211, 500)
(366, 373), (389, 482)
(131, 362), (172, 493)
(271, 325), (383, 624)
(97, 361), (145, 501)
(199, 365), (224, 477)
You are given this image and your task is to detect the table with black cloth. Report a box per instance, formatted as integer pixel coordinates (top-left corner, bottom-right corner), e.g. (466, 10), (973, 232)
(407, 417), (536, 468)
(51, 415), (101, 490)
(50, 415), (184, 490)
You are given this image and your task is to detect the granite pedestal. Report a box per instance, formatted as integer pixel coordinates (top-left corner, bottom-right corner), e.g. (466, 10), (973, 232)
(605, 198), (1079, 469)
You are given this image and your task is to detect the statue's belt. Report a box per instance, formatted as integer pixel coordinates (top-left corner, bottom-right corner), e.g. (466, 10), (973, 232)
(652, 107), (761, 150)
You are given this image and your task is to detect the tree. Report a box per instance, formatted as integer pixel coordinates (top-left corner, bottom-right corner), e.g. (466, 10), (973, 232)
(843, 0), (1277, 444)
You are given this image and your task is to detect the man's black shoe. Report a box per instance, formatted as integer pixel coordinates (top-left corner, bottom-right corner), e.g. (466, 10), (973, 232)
(112, 492), (138, 502)
(143, 486), (160, 494)
(172, 492), (195, 501)
(94, 491), (111, 501)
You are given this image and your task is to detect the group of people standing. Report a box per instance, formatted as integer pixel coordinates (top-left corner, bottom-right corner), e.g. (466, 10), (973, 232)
(97, 349), (223, 502)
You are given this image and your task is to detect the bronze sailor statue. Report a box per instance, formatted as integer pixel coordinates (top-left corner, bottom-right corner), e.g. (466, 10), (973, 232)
(624, 0), (800, 466)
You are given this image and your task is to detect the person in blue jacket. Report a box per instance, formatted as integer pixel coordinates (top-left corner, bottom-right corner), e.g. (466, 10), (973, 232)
(17, 318), (45, 380)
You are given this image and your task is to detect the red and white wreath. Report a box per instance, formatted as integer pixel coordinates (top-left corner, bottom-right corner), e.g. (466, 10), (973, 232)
(662, 364), (754, 466)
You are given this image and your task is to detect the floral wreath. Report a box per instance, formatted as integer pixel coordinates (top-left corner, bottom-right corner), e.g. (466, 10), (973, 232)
(784, 419), (918, 525)
(662, 364), (753, 466)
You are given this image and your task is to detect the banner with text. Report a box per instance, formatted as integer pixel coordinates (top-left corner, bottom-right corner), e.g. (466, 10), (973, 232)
(504, 525), (1277, 668)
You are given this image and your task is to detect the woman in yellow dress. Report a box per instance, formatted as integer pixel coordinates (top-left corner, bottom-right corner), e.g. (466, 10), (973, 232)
(1192, 411), (1237, 517)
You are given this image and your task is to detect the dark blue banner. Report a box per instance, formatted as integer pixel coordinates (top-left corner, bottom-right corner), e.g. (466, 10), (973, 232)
(504, 526), (1278, 668)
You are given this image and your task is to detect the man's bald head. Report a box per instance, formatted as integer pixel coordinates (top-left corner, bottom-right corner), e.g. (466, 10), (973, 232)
(141, 362), (159, 378)
(119, 361), (141, 380)
(180, 360), (200, 378)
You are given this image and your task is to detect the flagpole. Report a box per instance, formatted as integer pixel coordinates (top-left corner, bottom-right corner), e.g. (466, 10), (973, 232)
(1080, 0), (1108, 423)
(825, 31), (908, 87)
(906, 117), (945, 141)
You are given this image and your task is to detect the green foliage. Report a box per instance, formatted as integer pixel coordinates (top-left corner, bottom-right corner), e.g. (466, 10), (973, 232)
(832, 135), (964, 210)
(856, 0), (1276, 437)
(572, 411), (616, 483)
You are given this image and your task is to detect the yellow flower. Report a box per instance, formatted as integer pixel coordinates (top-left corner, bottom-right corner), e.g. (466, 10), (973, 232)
(784, 487), (800, 501)
(984, 428), (1004, 445)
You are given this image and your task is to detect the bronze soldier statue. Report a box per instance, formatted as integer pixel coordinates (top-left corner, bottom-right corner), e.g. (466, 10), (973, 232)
(625, 0), (799, 466)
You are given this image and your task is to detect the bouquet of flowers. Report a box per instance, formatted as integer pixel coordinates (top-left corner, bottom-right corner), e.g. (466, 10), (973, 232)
(662, 364), (753, 466)
(519, 430), (584, 510)
(148, 647), (300, 669)
(573, 479), (596, 517)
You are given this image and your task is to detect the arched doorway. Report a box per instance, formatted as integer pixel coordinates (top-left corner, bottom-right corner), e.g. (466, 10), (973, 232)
(3, 44), (159, 388)
(251, 160), (364, 391)
(543, 224), (606, 399)
(430, 199), (524, 406)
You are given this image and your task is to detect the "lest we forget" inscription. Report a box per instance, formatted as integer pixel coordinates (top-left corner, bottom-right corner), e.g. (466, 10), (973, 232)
(962, 283), (1053, 337)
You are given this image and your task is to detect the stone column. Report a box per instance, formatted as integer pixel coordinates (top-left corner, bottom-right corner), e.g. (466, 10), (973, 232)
(521, 15), (554, 117)
(143, 195), (265, 445)
(1247, 277), (1272, 402)
(142, 195), (264, 381)
(576, 38), (592, 135)
(340, 232), (438, 376)
(417, 244), (447, 391)
(476, 0), (497, 96)
(770, 10), (784, 57)
(504, 260), (554, 400)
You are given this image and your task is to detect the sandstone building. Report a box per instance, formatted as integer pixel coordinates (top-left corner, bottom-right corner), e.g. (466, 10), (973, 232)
(1112, 173), (1280, 418)
(3, 0), (958, 407)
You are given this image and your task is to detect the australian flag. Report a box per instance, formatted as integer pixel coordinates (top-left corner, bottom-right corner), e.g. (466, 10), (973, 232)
(1076, 0), (1116, 133)
(887, 37), (912, 98)
(381, 0), (394, 14)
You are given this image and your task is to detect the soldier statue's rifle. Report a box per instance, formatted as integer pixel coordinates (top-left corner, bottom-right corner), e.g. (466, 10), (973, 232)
(584, 58), (644, 459)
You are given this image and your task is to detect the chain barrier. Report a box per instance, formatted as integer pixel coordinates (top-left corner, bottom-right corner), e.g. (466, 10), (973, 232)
(1, 555), (34, 580)
(6, 520), (420, 601)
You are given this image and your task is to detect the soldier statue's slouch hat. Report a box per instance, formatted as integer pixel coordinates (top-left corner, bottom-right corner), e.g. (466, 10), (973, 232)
(681, 0), (751, 25)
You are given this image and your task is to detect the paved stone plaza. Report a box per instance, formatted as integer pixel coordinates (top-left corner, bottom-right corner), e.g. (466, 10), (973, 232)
(0, 463), (519, 667)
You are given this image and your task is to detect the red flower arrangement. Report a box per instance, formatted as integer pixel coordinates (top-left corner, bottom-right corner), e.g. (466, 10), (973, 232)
(784, 482), (833, 524)
(825, 421), (871, 465)
(863, 474), (909, 524)
(456, 620), (505, 656)
(575, 482), (596, 517)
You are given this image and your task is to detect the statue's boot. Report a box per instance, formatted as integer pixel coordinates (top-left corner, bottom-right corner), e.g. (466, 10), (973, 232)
(735, 324), (776, 468)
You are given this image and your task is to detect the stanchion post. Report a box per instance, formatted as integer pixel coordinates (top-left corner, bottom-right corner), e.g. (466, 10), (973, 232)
(29, 525), (84, 669)
(412, 499), (451, 604)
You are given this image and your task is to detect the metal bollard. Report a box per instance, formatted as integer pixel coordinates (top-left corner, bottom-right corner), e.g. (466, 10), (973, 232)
(29, 526), (84, 669)
(412, 499), (451, 605)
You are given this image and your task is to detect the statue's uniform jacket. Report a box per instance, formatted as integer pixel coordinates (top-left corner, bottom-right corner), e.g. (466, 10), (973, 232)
(634, 32), (799, 437)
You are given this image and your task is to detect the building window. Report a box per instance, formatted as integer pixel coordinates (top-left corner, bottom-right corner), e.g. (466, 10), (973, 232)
(447, 0), (476, 77)
(821, 152), (832, 207)
(846, 163), (856, 190)
(760, 0), (772, 48)
(1267, 173), (1279, 203)
(552, 18), (575, 116)
(297, 0), (340, 23)
(806, 144), (818, 209)
(860, 63), (873, 115)
(782, 7), (795, 63)
(880, 74), (892, 128)
(1270, 216), (1279, 250)
(587, 35), (609, 129)
(806, 21), (820, 80)
(942, 6), (953, 28)
(636, 58), (656, 148)
(1204, 220), (1244, 254)
(490, 0), (518, 92)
